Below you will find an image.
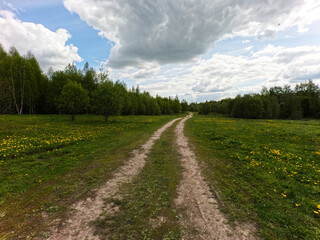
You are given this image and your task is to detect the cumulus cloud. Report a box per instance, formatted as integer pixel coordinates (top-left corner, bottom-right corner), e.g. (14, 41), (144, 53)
(132, 63), (160, 79)
(109, 44), (320, 102)
(257, 29), (276, 40)
(189, 45), (320, 96)
(192, 79), (232, 93)
(63, 0), (320, 68)
(0, 10), (82, 71)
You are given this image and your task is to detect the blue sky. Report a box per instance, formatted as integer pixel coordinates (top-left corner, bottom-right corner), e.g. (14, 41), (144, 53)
(0, 0), (111, 69)
(1, 0), (320, 102)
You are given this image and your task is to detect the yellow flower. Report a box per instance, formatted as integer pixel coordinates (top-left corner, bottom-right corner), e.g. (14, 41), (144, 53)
(281, 193), (287, 197)
(317, 205), (320, 209)
(295, 204), (301, 207)
(314, 211), (319, 214)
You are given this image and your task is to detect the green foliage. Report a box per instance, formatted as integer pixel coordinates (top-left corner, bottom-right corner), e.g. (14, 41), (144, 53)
(199, 101), (211, 115)
(82, 62), (98, 97)
(0, 46), (47, 114)
(194, 80), (320, 120)
(188, 102), (199, 112)
(64, 63), (82, 83)
(0, 45), (13, 114)
(93, 80), (125, 122)
(58, 81), (90, 120)
(172, 96), (182, 114)
(231, 95), (263, 119)
(186, 114), (320, 239)
(280, 95), (303, 120)
(181, 100), (188, 113)
(0, 46), (186, 116)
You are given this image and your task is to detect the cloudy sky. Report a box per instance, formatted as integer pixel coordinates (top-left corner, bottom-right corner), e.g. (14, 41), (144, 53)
(1, 0), (320, 102)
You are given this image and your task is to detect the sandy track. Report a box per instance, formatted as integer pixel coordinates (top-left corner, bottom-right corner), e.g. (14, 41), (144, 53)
(47, 117), (181, 240)
(175, 114), (256, 240)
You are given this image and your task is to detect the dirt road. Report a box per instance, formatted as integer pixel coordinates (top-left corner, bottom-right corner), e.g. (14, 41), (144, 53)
(47, 114), (256, 239)
(47, 118), (181, 240)
(174, 113), (256, 240)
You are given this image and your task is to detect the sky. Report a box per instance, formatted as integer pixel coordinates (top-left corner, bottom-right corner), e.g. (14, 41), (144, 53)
(0, 0), (320, 102)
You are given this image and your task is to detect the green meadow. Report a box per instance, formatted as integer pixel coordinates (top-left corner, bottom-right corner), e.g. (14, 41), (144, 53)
(1, 113), (320, 239)
(186, 114), (320, 239)
(0, 114), (182, 239)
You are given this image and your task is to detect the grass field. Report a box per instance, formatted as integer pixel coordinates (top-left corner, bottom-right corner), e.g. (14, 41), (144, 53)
(0, 114), (182, 239)
(185, 114), (320, 239)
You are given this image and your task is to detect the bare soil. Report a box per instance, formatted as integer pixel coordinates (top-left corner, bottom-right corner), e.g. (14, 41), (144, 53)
(47, 118), (181, 240)
(174, 113), (256, 240)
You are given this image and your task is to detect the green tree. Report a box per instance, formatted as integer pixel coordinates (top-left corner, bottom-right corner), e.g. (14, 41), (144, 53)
(231, 95), (245, 118)
(295, 80), (320, 117)
(218, 98), (233, 116)
(7, 47), (28, 114)
(181, 100), (188, 113)
(0, 45), (14, 113)
(93, 80), (124, 122)
(148, 98), (161, 115)
(82, 62), (98, 96)
(24, 51), (48, 114)
(47, 71), (69, 113)
(64, 63), (82, 83)
(172, 96), (182, 113)
(243, 95), (263, 119)
(188, 103), (199, 112)
(280, 95), (302, 120)
(199, 101), (211, 115)
(58, 81), (90, 121)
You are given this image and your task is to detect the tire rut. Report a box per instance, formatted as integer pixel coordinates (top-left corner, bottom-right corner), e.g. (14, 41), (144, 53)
(47, 117), (181, 240)
(174, 113), (256, 240)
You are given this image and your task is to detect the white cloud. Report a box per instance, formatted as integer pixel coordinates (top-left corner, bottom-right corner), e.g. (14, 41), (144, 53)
(0, 10), (82, 71)
(64, 0), (320, 68)
(190, 45), (320, 98)
(132, 63), (161, 79)
(109, 44), (320, 102)
(257, 29), (276, 40)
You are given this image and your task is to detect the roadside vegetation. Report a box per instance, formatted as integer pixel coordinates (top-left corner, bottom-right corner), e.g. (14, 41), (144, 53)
(0, 114), (182, 239)
(191, 80), (320, 120)
(186, 114), (320, 239)
(94, 122), (182, 240)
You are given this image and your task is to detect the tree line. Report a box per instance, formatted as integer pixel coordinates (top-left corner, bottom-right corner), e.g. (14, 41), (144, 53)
(0, 46), (188, 121)
(194, 81), (320, 119)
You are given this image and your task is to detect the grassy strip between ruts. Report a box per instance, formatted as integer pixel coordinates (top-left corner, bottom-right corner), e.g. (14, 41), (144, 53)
(93, 120), (182, 240)
(0, 114), (184, 240)
(185, 113), (320, 240)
